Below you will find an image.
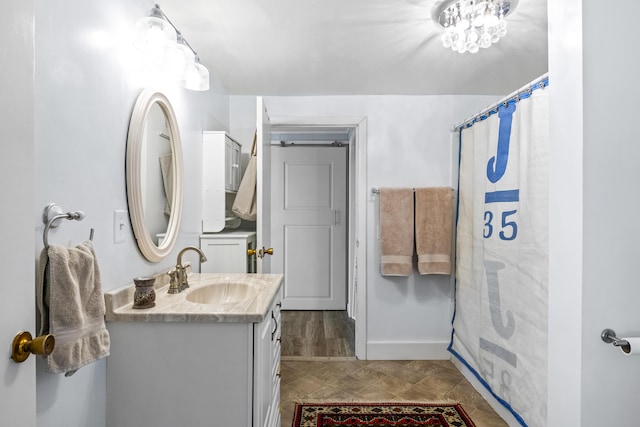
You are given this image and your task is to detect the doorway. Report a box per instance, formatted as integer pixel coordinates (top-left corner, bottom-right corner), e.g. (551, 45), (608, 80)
(268, 119), (367, 359)
(271, 143), (348, 310)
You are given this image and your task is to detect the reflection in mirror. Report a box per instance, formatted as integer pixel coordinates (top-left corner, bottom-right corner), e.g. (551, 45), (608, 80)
(141, 104), (171, 244)
(126, 89), (183, 262)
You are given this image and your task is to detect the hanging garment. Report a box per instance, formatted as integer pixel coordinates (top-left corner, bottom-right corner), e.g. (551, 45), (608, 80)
(232, 131), (258, 221)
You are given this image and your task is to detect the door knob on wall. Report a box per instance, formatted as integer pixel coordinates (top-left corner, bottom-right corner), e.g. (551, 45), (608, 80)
(258, 247), (274, 258)
(11, 331), (55, 363)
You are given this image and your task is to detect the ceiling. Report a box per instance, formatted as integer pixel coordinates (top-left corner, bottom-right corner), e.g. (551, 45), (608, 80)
(158, 0), (548, 96)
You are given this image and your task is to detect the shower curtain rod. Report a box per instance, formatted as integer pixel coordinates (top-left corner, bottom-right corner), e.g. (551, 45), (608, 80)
(451, 72), (549, 132)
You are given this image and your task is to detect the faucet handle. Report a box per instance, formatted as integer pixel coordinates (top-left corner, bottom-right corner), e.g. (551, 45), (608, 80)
(177, 265), (190, 291)
(167, 269), (180, 294)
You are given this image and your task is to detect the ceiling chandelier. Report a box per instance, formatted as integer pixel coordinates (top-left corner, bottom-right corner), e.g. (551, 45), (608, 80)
(431, 0), (518, 54)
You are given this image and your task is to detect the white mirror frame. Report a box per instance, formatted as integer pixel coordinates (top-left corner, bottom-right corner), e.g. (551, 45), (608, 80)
(126, 89), (183, 262)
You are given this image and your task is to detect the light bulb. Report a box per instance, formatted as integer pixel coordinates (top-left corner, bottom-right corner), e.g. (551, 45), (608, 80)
(168, 35), (195, 78)
(133, 15), (176, 57)
(182, 60), (209, 91)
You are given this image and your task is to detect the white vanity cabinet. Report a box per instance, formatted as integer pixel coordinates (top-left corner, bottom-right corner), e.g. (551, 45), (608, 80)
(202, 131), (242, 233)
(200, 231), (257, 273)
(106, 284), (283, 427)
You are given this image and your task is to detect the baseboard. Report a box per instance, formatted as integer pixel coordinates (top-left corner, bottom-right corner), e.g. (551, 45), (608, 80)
(366, 341), (450, 360)
(450, 357), (522, 426)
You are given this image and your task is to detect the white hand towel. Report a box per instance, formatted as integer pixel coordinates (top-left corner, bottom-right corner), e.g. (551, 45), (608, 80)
(37, 241), (110, 375)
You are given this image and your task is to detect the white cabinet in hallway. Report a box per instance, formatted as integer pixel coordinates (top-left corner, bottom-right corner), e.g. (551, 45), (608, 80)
(200, 231), (257, 273)
(202, 131), (242, 232)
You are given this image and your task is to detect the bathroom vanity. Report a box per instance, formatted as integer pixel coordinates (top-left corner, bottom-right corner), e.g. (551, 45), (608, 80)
(104, 273), (283, 427)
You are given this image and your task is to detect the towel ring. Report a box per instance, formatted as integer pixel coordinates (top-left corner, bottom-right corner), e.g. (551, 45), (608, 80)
(42, 203), (93, 249)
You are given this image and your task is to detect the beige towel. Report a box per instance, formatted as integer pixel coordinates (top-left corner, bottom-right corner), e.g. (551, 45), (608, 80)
(415, 187), (453, 275)
(379, 188), (414, 276)
(37, 241), (110, 375)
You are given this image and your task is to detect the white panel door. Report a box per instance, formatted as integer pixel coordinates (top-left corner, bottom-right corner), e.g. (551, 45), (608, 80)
(272, 146), (347, 310)
(1, 2), (36, 426)
(256, 98), (272, 273)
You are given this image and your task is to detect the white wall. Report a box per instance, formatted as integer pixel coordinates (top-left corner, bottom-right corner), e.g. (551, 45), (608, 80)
(547, 0), (583, 425)
(34, 1), (229, 426)
(232, 95), (497, 358)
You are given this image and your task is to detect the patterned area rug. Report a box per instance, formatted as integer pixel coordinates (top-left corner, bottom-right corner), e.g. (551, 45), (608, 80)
(292, 402), (477, 426)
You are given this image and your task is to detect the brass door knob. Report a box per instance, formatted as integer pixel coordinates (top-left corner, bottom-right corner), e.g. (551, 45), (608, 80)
(247, 248), (257, 256)
(11, 331), (55, 363)
(258, 247), (274, 258)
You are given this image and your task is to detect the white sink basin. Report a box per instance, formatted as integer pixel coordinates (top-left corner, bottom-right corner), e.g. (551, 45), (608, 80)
(186, 282), (258, 305)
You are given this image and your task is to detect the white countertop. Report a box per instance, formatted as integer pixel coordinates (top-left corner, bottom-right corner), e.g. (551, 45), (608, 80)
(104, 272), (284, 323)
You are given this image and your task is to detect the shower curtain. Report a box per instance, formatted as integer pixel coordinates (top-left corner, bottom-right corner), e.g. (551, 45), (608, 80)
(450, 77), (548, 427)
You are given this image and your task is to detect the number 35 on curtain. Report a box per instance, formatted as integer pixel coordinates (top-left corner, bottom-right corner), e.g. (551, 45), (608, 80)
(483, 209), (518, 241)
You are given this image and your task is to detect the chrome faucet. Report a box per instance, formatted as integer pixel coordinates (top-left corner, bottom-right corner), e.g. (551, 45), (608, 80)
(167, 246), (207, 294)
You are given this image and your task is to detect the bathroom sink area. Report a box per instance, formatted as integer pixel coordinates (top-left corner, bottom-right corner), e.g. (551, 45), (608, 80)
(104, 271), (283, 323)
(105, 270), (284, 427)
(185, 281), (259, 305)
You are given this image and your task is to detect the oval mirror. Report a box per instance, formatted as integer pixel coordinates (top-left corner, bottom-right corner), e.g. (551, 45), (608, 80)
(126, 89), (183, 262)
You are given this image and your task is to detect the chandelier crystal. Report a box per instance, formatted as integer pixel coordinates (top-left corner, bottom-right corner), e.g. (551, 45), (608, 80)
(432, 0), (517, 54)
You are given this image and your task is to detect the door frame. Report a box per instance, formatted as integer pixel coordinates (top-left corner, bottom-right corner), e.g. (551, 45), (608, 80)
(270, 115), (368, 360)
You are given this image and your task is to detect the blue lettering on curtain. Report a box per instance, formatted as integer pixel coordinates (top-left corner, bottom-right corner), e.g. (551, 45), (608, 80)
(487, 102), (516, 183)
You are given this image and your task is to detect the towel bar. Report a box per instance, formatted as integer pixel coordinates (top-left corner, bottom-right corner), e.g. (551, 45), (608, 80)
(601, 328), (630, 348)
(42, 203), (93, 249)
(371, 187), (456, 195)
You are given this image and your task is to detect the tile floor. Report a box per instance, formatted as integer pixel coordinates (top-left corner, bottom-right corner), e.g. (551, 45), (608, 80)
(278, 311), (507, 427)
(279, 359), (508, 427)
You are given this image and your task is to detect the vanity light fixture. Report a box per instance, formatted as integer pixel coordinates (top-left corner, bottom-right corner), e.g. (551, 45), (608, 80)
(134, 4), (210, 91)
(133, 4), (176, 56)
(182, 56), (210, 91)
(431, 0), (518, 54)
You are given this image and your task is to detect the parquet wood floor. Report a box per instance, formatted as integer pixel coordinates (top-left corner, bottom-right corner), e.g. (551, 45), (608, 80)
(278, 311), (507, 426)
